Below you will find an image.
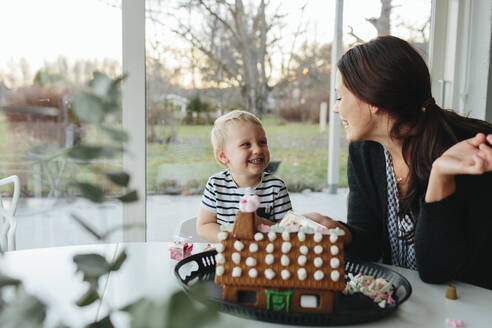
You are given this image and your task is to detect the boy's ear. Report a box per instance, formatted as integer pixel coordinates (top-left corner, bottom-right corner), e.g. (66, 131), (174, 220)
(217, 150), (229, 166)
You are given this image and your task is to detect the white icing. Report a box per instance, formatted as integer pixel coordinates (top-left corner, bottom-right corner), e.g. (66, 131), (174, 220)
(246, 257), (257, 267)
(216, 243), (225, 253)
(314, 270), (325, 281)
(266, 243), (274, 253)
(330, 245), (339, 255)
(218, 231), (228, 241)
(249, 243), (259, 253)
(331, 270), (340, 282)
(297, 231), (306, 241)
(314, 257), (323, 268)
(299, 245), (308, 255)
(330, 257), (340, 269)
(329, 227), (346, 236)
(297, 255), (307, 266)
(281, 242), (292, 253)
(216, 266), (224, 276)
(254, 232), (264, 241)
(282, 230), (290, 241)
(297, 268), (307, 281)
(248, 268), (258, 278)
(234, 240), (244, 251)
(232, 267), (242, 277)
(314, 232), (323, 243)
(281, 270), (291, 280)
(314, 245), (323, 255)
(265, 254), (274, 265)
(281, 255), (290, 266)
(268, 232), (277, 241)
(330, 234), (338, 243)
(215, 253), (225, 264)
(232, 252), (241, 264)
(265, 268), (276, 280)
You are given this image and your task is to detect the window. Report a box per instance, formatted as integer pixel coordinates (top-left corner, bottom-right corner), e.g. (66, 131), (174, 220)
(237, 290), (257, 305)
(300, 294), (320, 308)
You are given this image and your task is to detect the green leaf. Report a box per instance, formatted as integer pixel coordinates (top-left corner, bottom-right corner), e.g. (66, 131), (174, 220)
(100, 125), (129, 143)
(108, 250), (127, 271)
(86, 315), (114, 328)
(74, 91), (105, 124)
(166, 287), (218, 328)
(73, 254), (110, 281)
(67, 145), (122, 161)
(70, 183), (105, 203)
(90, 72), (112, 98)
(106, 171), (130, 187)
(121, 298), (166, 328)
(0, 271), (22, 288)
(117, 190), (138, 203)
(76, 287), (99, 307)
(71, 214), (103, 240)
(0, 288), (47, 327)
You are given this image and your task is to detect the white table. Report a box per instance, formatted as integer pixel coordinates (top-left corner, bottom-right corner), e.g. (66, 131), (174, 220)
(2, 242), (491, 327)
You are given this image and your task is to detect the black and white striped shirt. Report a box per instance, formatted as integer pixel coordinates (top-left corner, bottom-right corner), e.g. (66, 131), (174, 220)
(201, 169), (292, 225)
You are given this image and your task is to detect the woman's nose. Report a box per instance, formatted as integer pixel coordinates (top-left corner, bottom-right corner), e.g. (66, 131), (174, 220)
(333, 103), (340, 114)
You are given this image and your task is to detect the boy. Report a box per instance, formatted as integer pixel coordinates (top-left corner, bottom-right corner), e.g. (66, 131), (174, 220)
(197, 110), (292, 243)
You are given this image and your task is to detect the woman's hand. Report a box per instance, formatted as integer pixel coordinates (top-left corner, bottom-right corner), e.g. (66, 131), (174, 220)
(426, 133), (492, 202)
(302, 212), (352, 245)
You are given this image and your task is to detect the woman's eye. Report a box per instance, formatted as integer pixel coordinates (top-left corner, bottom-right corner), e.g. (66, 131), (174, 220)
(336, 97), (341, 101)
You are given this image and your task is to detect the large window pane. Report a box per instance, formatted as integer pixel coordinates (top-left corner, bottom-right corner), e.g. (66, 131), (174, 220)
(0, 0), (122, 249)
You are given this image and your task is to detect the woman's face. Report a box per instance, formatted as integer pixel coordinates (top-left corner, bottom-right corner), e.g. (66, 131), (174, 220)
(334, 71), (379, 142)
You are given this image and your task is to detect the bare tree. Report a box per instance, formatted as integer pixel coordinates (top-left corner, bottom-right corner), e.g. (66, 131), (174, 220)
(348, 0), (394, 44)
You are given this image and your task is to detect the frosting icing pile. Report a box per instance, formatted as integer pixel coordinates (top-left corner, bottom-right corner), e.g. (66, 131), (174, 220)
(343, 273), (395, 308)
(238, 194), (261, 212)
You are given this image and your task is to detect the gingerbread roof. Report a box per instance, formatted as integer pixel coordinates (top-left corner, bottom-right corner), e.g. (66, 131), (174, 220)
(214, 227), (345, 291)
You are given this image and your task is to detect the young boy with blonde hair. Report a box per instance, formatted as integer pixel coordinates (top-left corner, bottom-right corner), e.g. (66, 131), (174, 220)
(197, 110), (292, 242)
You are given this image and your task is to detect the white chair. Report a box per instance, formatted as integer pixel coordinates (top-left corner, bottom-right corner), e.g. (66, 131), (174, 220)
(0, 175), (20, 251)
(178, 217), (208, 243)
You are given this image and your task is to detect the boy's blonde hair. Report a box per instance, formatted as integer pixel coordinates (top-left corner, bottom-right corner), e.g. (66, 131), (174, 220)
(211, 110), (263, 166)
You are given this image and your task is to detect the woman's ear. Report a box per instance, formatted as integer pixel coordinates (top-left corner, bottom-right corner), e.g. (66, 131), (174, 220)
(369, 104), (380, 114)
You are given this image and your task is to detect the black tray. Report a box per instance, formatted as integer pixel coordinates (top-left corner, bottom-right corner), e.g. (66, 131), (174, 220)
(174, 250), (412, 326)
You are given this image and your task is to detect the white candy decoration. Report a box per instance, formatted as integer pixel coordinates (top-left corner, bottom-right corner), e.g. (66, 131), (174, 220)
(297, 231), (306, 241)
(216, 266), (224, 276)
(314, 245), (323, 255)
(331, 270), (340, 282)
(281, 242), (292, 253)
(218, 231), (228, 241)
(266, 243), (274, 253)
(282, 231), (290, 241)
(232, 252), (241, 264)
(314, 257), (323, 268)
(281, 255), (290, 266)
(314, 232), (323, 243)
(234, 240), (244, 251)
(248, 268), (258, 278)
(268, 232), (277, 241)
(232, 267), (242, 277)
(246, 257), (257, 267)
(299, 245), (308, 255)
(216, 243), (225, 253)
(330, 234), (338, 243)
(265, 254), (274, 265)
(330, 245), (339, 255)
(330, 257), (340, 269)
(297, 268), (307, 281)
(314, 270), (325, 281)
(281, 270), (291, 280)
(265, 268), (276, 280)
(215, 253), (225, 264)
(254, 232), (264, 241)
(297, 255), (307, 266)
(249, 243), (259, 253)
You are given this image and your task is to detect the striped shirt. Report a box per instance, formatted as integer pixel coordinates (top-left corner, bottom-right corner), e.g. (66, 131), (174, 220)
(201, 169), (292, 225)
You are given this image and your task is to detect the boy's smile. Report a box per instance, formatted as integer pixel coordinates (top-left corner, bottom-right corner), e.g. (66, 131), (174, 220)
(218, 120), (270, 187)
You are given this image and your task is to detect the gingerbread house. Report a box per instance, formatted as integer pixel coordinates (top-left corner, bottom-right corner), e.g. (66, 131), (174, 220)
(214, 209), (345, 313)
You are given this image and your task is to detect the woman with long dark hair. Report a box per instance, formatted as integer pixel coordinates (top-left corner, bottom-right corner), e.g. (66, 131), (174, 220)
(306, 35), (492, 289)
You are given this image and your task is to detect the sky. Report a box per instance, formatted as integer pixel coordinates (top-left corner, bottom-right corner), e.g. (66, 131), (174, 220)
(0, 0), (431, 87)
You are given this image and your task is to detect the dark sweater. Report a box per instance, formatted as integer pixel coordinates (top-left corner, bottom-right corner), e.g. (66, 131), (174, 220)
(344, 141), (492, 290)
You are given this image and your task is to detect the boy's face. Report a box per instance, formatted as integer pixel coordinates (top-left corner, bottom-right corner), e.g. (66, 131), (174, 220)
(218, 120), (270, 181)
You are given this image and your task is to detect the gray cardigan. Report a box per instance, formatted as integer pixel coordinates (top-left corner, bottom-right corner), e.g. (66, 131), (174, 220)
(344, 141), (492, 290)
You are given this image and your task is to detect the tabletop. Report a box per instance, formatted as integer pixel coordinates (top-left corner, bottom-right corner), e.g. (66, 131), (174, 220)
(1, 242), (491, 327)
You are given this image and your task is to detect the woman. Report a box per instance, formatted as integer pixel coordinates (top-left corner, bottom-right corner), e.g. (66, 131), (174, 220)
(306, 36), (492, 290)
